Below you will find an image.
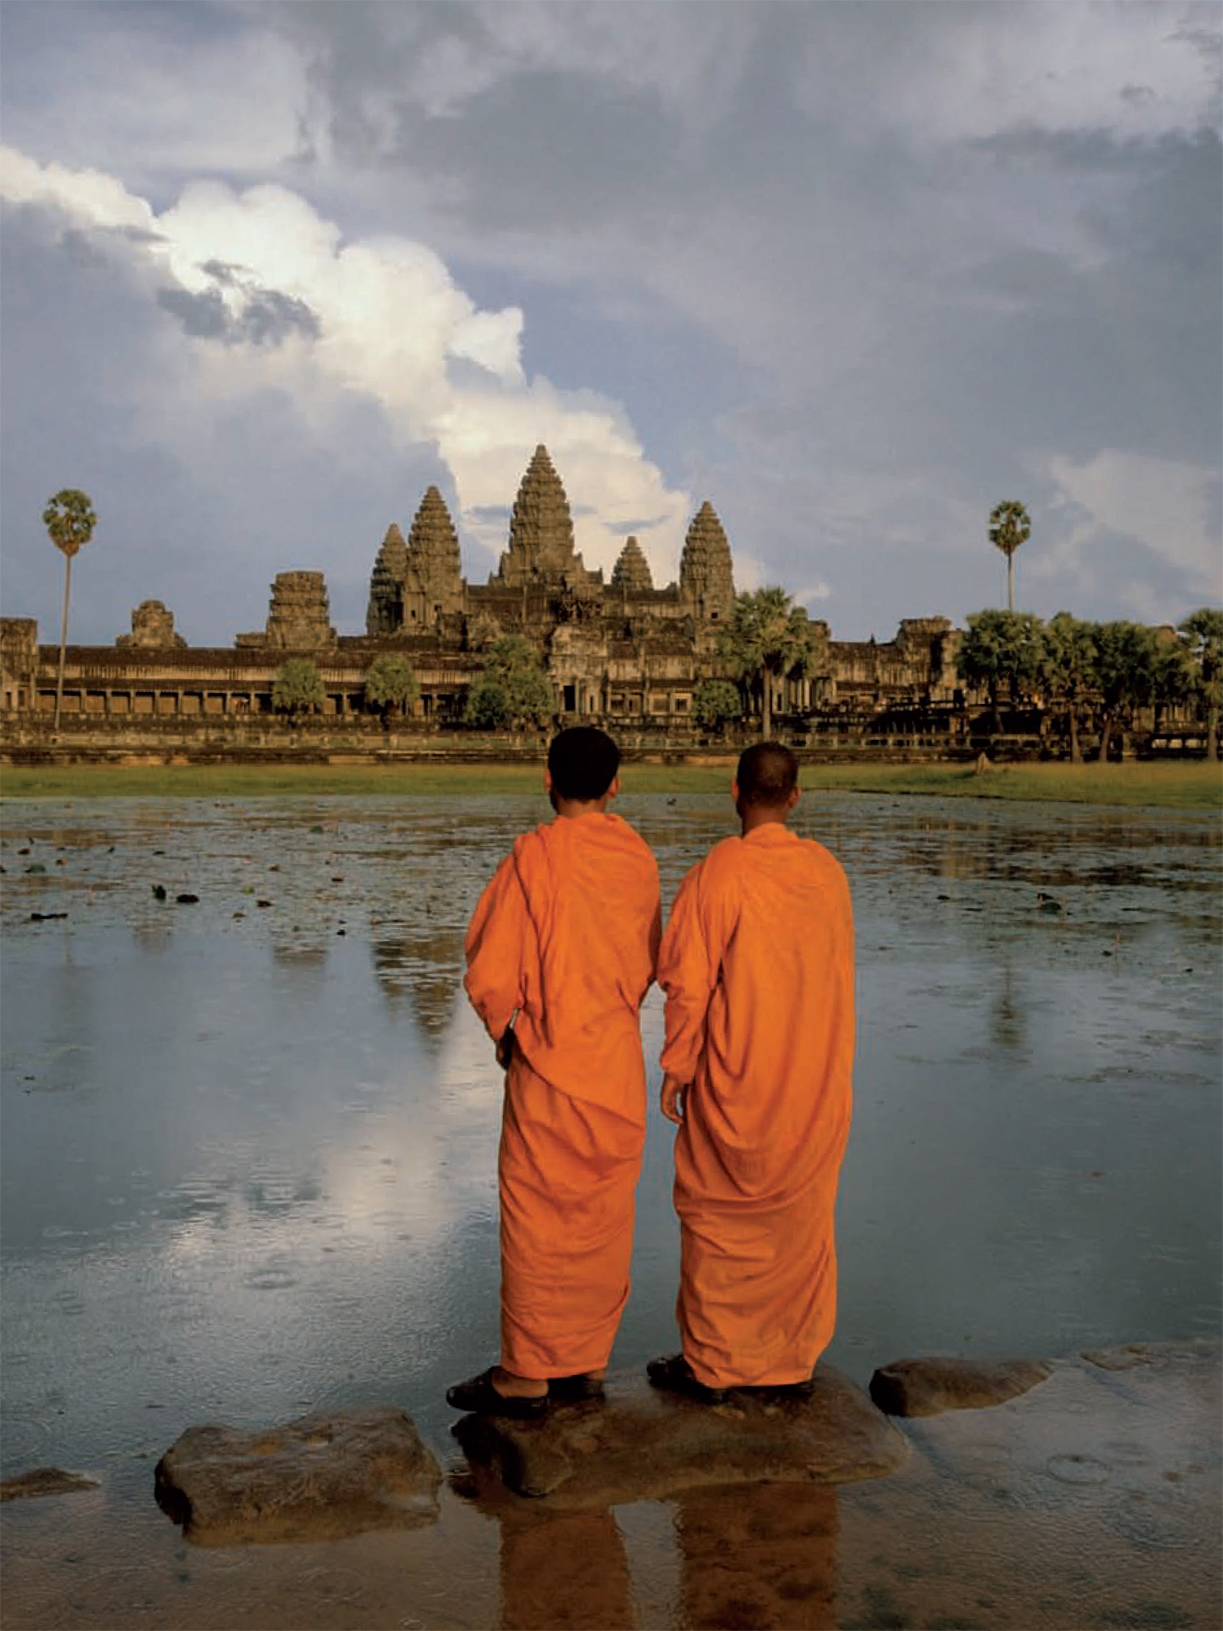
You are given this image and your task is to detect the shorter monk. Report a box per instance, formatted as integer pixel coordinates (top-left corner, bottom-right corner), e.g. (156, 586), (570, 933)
(449, 726), (661, 1417)
(651, 742), (854, 1403)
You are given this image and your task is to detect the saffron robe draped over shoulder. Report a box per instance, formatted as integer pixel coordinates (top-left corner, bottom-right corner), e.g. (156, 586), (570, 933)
(658, 824), (854, 1389)
(465, 812), (661, 1378)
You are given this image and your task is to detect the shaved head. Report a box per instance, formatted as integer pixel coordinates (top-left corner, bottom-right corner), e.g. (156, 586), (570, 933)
(548, 726), (620, 801)
(736, 742), (799, 808)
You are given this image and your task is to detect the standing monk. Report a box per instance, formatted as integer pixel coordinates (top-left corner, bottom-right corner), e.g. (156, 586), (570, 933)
(650, 742), (854, 1403)
(448, 727), (661, 1418)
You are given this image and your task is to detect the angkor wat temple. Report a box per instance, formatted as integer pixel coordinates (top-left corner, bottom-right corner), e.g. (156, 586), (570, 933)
(1, 445), (960, 741)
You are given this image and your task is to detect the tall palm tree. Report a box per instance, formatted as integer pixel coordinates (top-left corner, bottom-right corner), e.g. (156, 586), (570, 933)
(989, 501), (1031, 612)
(719, 587), (823, 737)
(43, 489), (97, 731)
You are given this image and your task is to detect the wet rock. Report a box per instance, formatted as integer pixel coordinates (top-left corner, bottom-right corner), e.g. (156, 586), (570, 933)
(452, 1367), (908, 1506)
(154, 1405), (441, 1546)
(1, 1466), (100, 1502)
(869, 1355), (1053, 1417)
(1081, 1339), (1217, 1374)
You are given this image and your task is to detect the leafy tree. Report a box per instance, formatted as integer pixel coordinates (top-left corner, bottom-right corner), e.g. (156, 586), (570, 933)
(989, 500), (1031, 613)
(364, 653), (420, 722)
(1040, 611), (1096, 763)
(1092, 621), (1157, 763)
(43, 488), (97, 730)
(955, 609), (1044, 733)
(692, 679), (743, 729)
(464, 634), (553, 730)
(272, 657), (326, 721)
(1178, 607), (1223, 761)
(718, 588), (824, 737)
(1149, 632), (1195, 735)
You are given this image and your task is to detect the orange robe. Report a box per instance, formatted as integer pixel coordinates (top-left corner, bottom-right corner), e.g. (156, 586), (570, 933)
(465, 812), (661, 1378)
(658, 824), (854, 1388)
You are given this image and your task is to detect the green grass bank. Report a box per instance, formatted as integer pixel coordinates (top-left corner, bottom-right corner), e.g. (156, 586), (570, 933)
(1, 760), (1219, 809)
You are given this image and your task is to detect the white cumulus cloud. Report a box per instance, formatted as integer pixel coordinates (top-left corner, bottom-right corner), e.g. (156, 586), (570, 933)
(0, 145), (691, 586)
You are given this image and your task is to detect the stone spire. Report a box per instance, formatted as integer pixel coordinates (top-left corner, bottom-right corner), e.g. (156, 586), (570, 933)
(610, 535), (654, 593)
(406, 486), (464, 621)
(496, 445), (597, 587)
(366, 524), (409, 637)
(679, 501), (735, 623)
(266, 571), (337, 649)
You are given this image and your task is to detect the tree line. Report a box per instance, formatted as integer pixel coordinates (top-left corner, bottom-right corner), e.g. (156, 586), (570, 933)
(955, 606), (1222, 761)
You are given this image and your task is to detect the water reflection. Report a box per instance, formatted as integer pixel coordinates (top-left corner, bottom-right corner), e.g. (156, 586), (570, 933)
(0, 792), (1218, 1533)
(369, 923), (463, 1043)
(498, 1507), (634, 1630)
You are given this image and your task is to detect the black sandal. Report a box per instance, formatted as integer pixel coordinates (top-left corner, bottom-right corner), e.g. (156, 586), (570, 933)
(646, 1353), (729, 1406)
(549, 1372), (605, 1402)
(446, 1367), (549, 1419)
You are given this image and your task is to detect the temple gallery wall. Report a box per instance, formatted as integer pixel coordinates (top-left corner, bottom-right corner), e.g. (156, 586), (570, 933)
(2, 446), (980, 757)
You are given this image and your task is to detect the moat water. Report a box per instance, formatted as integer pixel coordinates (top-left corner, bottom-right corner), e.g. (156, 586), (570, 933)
(1, 790), (1219, 1628)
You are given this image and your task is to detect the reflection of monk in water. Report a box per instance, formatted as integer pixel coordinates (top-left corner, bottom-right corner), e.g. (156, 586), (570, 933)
(652, 743), (855, 1401)
(676, 1482), (838, 1630)
(449, 727), (661, 1416)
(499, 1508), (634, 1631)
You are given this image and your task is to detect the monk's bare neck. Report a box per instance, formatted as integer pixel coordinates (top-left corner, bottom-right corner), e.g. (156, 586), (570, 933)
(739, 808), (790, 837)
(553, 795), (613, 821)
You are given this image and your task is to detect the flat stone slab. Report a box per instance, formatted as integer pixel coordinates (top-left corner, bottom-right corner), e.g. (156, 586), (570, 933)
(0, 1467), (100, 1503)
(451, 1365), (909, 1505)
(869, 1355), (1053, 1417)
(154, 1405), (441, 1546)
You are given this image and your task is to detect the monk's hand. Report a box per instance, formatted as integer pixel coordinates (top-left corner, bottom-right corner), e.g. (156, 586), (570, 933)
(660, 1074), (687, 1125)
(495, 1028), (516, 1070)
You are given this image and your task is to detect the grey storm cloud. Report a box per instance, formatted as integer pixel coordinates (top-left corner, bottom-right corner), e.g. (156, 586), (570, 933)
(156, 280), (321, 347)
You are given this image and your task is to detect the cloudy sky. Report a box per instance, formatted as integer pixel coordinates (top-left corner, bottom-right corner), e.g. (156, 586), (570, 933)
(1, 1), (1219, 647)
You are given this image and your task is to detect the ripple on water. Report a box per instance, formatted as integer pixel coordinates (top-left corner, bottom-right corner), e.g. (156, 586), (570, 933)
(243, 1265), (301, 1291)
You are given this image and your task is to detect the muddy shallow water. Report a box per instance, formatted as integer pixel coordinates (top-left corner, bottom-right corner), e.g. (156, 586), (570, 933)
(1, 791), (1219, 1628)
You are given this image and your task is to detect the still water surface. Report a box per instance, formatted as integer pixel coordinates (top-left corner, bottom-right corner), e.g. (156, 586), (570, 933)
(1, 791), (1219, 1626)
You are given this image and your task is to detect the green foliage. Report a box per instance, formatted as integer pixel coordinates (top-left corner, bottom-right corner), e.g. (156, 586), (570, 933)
(1041, 611), (1096, 760)
(42, 489), (97, 559)
(718, 587), (825, 735)
(464, 635), (553, 730)
(1092, 621), (1156, 712)
(955, 609), (1045, 728)
(272, 658), (326, 719)
(988, 500), (1031, 561)
(692, 679), (743, 728)
(989, 500), (1031, 610)
(1177, 607), (1222, 755)
(1178, 608), (1223, 708)
(464, 675), (513, 729)
(364, 653), (420, 716)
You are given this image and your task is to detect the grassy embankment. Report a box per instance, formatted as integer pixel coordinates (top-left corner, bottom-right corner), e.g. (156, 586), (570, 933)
(1, 760), (1219, 809)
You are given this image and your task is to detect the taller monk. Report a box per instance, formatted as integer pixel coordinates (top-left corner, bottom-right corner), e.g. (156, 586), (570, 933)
(651, 742), (854, 1403)
(449, 726), (661, 1418)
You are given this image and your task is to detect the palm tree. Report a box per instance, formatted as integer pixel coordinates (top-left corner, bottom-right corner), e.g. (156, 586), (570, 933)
(43, 489), (97, 731)
(718, 588), (824, 737)
(1178, 607), (1223, 761)
(989, 501), (1031, 613)
(1041, 611), (1096, 763)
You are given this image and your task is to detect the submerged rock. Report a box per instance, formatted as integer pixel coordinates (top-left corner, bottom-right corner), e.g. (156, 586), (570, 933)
(154, 1405), (441, 1546)
(0, 1467), (100, 1502)
(869, 1355), (1053, 1417)
(452, 1366), (908, 1505)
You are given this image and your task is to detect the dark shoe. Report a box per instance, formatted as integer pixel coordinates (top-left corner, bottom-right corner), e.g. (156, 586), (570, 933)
(646, 1353), (729, 1406)
(737, 1377), (816, 1402)
(548, 1372), (605, 1402)
(446, 1367), (549, 1419)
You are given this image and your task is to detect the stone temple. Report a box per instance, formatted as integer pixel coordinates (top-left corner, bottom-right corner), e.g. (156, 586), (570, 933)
(0, 445), (959, 731)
